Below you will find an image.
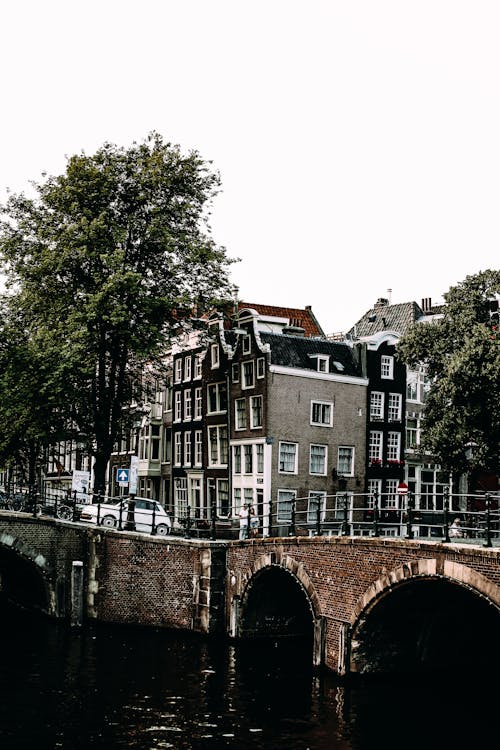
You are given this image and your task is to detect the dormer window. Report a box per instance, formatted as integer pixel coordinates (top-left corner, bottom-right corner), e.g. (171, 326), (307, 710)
(309, 354), (329, 372)
(211, 343), (219, 368)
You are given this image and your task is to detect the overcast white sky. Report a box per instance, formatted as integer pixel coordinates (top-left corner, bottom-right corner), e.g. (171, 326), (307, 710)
(1, 1), (499, 333)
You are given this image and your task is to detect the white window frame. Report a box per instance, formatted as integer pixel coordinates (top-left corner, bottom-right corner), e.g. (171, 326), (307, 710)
(242, 360), (255, 389)
(184, 357), (192, 382)
(381, 355), (394, 379)
(211, 343), (220, 368)
(184, 432), (192, 467)
(174, 432), (182, 466)
(309, 444), (327, 475)
(277, 489), (296, 522)
(257, 357), (265, 379)
(388, 393), (402, 422)
(208, 425), (228, 466)
(194, 355), (202, 380)
(174, 391), (182, 422)
(387, 431), (401, 461)
(250, 395), (263, 429)
(174, 359), (183, 383)
(310, 400), (333, 427)
(307, 491), (326, 524)
(207, 382), (227, 414)
(338, 446), (354, 476)
(194, 386), (202, 419)
(183, 390), (192, 421)
(369, 431), (383, 462)
(235, 398), (247, 430)
(194, 430), (202, 466)
(279, 441), (298, 474)
(242, 334), (251, 354)
(370, 391), (384, 420)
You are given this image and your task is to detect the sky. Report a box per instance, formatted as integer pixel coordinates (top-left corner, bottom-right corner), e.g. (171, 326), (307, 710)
(1, 1), (499, 334)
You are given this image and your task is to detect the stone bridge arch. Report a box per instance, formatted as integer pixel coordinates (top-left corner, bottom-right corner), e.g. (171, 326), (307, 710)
(346, 558), (500, 675)
(230, 552), (325, 666)
(0, 530), (55, 615)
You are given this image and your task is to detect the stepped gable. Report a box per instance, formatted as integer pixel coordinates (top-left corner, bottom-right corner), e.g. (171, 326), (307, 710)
(239, 302), (325, 338)
(259, 332), (362, 377)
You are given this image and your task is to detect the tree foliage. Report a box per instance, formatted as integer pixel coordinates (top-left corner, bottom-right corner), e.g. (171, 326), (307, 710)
(397, 269), (500, 475)
(0, 133), (235, 490)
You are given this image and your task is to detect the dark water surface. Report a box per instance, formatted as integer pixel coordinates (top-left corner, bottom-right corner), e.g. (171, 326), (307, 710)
(0, 599), (496, 750)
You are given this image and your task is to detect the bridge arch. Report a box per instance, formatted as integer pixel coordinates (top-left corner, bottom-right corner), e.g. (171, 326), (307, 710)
(232, 554), (325, 665)
(0, 532), (54, 615)
(348, 559), (500, 675)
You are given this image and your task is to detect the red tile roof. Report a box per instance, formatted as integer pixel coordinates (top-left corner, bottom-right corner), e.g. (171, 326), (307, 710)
(238, 302), (325, 338)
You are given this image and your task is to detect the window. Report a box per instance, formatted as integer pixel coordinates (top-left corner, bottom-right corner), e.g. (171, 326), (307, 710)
(279, 442), (298, 473)
(233, 488), (242, 517)
(208, 425), (228, 466)
(244, 488), (253, 509)
(174, 433), (182, 466)
(184, 357), (192, 381)
(257, 358), (265, 378)
(194, 431), (202, 466)
(174, 359), (182, 383)
(217, 479), (230, 517)
(150, 424), (160, 460)
(406, 416), (419, 449)
(311, 401), (333, 426)
(211, 343), (219, 368)
(277, 489), (296, 522)
(387, 432), (401, 461)
(256, 443), (264, 473)
(194, 387), (202, 419)
(242, 361), (255, 389)
(244, 444), (253, 474)
(388, 393), (402, 422)
(307, 492), (326, 523)
(242, 334), (251, 354)
(311, 355), (329, 372)
(233, 445), (241, 473)
(369, 431), (383, 463)
(338, 446), (354, 476)
(250, 395), (263, 428)
(381, 355), (394, 379)
(194, 355), (202, 379)
(175, 477), (188, 518)
(370, 392), (384, 420)
(367, 479), (381, 508)
(385, 479), (399, 509)
(232, 363), (240, 382)
(184, 432), (192, 466)
(235, 398), (247, 430)
(163, 426), (171, 463)
(309, 444), (327, 475)
(184, 390), (192, 420)
(174, 391), (182, 422)
(207, 382), (227, 413)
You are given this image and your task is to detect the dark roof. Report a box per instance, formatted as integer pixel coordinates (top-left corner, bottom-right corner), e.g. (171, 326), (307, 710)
(347, 300), (444, 338)
(239, 302), (325, 338)
(259, 332), (362, 377)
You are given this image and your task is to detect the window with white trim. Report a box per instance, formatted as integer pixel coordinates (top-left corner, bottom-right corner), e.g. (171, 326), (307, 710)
(387, 431), (401, 461)
(184, 357), (192, 381)
(233, 488), (242, 517)
(184, 432), (192, 466)
(244, 444), (253, 474)
(385, 479), (399, 509)
(370, 391), (384, 420)
(279, 442), (298, 473)
(235, 398), (247, 430)
(233, 445), (241, 473)
(250, 395), (262, 428)
(242, 361), (255, 389)
(174, 477), (188, 518)
(174, 433), (182, 465)
(257, 357), (265, 378)
(338, 446), (354, 476)
(194, 430), (202, 466)
(406, 416), (419, 449)
(256, 443), (264, 473)
(381, 355), (394, 379)
(309, 444), (327, 475)
(369, 431), (383, 462)
(174, 391), (182, 422)
(388, 393), (402, 422)
(311, 400), (333, 427)
(277, 489), (296, 522)
(217, 479), (230, 517)
(194, 387), (202, 419)
(242, 334), (251, 354)
(194, 355), (202, 379)
(174, 359), (182, 383)
(207, 382), (227, 413)
(208, 425), (228, 466)
(184, 390), (192, 420)
(307, 492), (326, 523)
(367, 479), (381, 509)
(211, 344), (219, 368)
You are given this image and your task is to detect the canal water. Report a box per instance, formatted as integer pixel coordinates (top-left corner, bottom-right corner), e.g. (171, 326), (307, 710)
(0, 598), (496, 750)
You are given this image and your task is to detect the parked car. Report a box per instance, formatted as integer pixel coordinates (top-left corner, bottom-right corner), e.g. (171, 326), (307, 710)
(79, 497), (171, 535)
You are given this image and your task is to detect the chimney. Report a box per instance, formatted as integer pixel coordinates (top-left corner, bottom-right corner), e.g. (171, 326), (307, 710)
(421, 297), (432, 313)
(374, 298), (389, 309)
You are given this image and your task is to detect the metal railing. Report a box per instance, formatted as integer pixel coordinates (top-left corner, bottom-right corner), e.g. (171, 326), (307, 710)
(1, 486), (498, 546)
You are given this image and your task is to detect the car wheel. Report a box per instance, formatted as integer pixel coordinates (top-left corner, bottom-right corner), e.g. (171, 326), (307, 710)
(57, 505), (72, 520)
(101, 515), (117, 528)
(156, 523), (170, 536)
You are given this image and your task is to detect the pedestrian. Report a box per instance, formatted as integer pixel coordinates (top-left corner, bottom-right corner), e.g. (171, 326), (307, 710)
(250, 506), (259, 537)
(239, 504), (249, 540)
(449, 517), (463, 538)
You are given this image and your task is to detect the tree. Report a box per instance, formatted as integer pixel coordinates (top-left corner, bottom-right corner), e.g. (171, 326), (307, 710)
(0, 133), (235, 491)
(397, 269), (500, 477)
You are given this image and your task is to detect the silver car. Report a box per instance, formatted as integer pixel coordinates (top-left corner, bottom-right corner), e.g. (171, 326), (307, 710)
(79, 497), (171, 535)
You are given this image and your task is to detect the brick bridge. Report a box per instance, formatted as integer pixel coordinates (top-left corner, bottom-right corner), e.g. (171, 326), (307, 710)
(1, 511), (499, 676)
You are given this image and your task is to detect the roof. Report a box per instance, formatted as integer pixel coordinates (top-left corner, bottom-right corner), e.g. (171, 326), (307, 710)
(347, 299), (445, 338)
(239, 302), (325, 338)
(259, 332), (362, 377)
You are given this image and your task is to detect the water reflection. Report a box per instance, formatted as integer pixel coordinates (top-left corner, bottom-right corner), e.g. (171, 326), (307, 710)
(0, 598), (496, 750)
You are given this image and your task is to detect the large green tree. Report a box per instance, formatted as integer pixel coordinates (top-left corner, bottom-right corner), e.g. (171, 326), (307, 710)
(0, 133), (235, 491)
(397, 269), (500, 477)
